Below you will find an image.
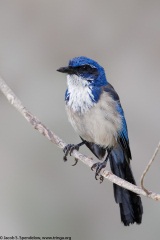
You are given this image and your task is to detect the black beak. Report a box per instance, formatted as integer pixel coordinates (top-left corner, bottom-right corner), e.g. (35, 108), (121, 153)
(57, 66), (75, 74)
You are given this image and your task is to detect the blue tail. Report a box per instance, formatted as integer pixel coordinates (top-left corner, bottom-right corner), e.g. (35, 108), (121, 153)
(109, 144), (143, 226)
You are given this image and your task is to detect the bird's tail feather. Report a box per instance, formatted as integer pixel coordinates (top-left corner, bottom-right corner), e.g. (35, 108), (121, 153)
(109, 145), (143, 226)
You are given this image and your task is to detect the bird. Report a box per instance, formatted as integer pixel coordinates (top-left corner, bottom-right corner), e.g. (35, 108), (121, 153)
(57, 56), (143, 226)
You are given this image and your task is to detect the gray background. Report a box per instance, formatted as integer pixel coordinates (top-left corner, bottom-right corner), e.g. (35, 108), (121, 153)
(0, 0), (160, 239)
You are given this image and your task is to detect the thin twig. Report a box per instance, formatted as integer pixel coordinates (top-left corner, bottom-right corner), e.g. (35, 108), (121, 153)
(0, 76), (160, 201)
(140, 142), (160, 194)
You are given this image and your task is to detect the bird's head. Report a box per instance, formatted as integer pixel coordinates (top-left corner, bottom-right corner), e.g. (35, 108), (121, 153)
(57, 56), (107, 87)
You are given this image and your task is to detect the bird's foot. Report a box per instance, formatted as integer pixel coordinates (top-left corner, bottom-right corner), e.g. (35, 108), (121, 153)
(91, 161), (107, 183)
(63, 144), (80, 166)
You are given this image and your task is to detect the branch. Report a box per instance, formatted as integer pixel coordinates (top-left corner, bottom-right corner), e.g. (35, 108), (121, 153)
(0, 76), (160, 201)
(141, 142), (160, 194)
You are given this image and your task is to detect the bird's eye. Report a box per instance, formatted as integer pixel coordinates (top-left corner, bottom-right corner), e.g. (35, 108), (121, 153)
(76, 65), (90, 73)
(82, 65), (88, 70)
(81, 65), (92, 71)
(75, 64), (98, 77)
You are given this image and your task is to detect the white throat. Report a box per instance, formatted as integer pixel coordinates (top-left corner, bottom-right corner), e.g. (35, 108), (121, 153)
(66, 74), (95, 114)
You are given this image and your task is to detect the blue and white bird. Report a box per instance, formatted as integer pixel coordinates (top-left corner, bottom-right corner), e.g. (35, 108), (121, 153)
(57, 56), (143, 226)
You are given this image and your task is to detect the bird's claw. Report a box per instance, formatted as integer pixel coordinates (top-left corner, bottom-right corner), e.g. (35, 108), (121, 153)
(91, 162), (106, 183)
(99, 175), (104, 183)
(72, 158), (78, 166)
(63, 144), (79, 163)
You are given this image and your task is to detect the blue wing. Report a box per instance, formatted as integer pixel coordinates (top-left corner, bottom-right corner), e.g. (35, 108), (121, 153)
(103, 83), (132, 161)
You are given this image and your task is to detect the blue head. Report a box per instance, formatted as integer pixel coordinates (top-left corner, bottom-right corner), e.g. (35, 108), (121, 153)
(57, 56), (107, 87)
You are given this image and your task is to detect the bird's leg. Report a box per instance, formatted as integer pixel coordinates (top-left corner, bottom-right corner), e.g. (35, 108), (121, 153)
(91, 148), (112, 183)
(63, 140), (86, 165)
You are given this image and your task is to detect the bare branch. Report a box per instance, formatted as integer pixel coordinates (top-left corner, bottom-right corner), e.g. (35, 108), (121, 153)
(0, 76), (160, 201)
(140, 142), (160, 194)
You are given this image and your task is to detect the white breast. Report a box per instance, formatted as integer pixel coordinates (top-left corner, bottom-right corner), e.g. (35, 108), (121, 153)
(66, 74), (95, 113)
